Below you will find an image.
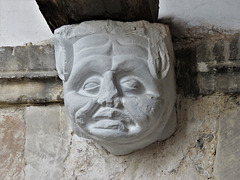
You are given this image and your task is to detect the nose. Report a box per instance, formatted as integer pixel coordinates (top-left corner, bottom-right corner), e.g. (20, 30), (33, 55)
(97, 71), (119, 106)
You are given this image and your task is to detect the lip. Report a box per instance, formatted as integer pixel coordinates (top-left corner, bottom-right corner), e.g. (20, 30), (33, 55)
(91, 119), (126, 130)
(93, 108), (127, 120)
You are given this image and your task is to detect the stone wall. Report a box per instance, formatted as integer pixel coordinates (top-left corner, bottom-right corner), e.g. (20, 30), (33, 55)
(1, 32), (240, 180)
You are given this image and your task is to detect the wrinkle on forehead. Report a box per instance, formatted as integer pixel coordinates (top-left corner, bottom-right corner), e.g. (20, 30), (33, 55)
(73, 33), (149, 62)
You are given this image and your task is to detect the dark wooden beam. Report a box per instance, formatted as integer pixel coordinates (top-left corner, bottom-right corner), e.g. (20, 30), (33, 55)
(36, 0), (159, 32)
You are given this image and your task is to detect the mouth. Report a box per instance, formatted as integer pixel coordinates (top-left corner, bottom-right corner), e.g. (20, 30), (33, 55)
(90, 108), (132, 131)
(93, 108), (129, 120)
(91, 119), (126, 131)
(75, 107), (135, 134)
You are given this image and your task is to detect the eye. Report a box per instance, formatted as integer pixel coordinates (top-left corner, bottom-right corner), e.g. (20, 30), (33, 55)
(83, 82), (100, 91)
(120, 77), (144, 95)
(121, 79), (140, 90)
(77, 76), (101, 96)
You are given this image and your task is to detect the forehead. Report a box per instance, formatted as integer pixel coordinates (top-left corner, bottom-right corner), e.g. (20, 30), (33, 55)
(74, 33), (148, 58)
(73, 33), (148, 53)
(71, 33), (149, 72)
(67, 33), (158, 92)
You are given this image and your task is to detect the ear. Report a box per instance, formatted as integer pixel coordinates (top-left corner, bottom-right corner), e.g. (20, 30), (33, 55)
(148, 42), (170, 80)
(54, 35), (73, 81)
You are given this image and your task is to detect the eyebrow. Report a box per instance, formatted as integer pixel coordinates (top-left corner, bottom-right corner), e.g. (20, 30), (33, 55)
(111, 57), (149, 73)
(68, 55), (112, 81)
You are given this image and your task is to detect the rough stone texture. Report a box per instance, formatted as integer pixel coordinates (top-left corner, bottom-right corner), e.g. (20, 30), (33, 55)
(0, 45), (55, 79)
(0, 78), (63, 104)
(214, 96), (240, 180)
(24, 105), (71, 180)
(0, 107), (25, 180)
(0, 44), (63, 105)
(175, 33), (240, 95)
(62, 95), (226, 180)
(36, 0), (159, 31)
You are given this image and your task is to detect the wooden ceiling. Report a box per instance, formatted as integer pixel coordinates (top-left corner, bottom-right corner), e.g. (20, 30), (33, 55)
(36, 0), (159, 32)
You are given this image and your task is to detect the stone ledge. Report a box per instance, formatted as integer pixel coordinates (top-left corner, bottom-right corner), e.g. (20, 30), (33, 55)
(0, 71), (58, 79)
(0, 78), (63, 105)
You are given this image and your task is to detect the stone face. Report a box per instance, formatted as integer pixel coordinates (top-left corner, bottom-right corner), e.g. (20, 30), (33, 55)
(214, 99), (240, 180)
(55, 20), (177, 155)
(24, 105), (71, 180)
(62, 95), (225, 180)
(0, 108), (25, 180)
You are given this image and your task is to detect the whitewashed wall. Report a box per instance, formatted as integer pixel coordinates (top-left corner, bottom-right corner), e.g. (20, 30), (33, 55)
(158, 0), (240, 31)
(0, 0), (53, 47)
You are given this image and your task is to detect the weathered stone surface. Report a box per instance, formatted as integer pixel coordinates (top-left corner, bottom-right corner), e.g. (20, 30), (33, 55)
(195, 34), (240, 94)
(36, 0), (159, 31)
(0, 45), (55, 78)
(0, 108), (25, 180)
(175, 33), (240, 95)
(0, 45), (63, 104)
(0, 78), (63, 104)
(62, 95), (226, 180)
(55, 20), (177, 155)
(214, 97), (240, 180)
(25, 105), (71, 180)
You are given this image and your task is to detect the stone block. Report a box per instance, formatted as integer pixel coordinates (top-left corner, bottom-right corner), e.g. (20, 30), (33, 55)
(196, 39), (214, 63)
(229, 33), (240, 61)
(0, 108), (25, 180)
(0, 78), (63, 104)
(24, 105), (71, 180)
(0, 45), (55, 72)
(175, 33), (240, 95)
(0, 45), (57, 79)
(198, 72), (240, 94)
(214, 105), (240, 180)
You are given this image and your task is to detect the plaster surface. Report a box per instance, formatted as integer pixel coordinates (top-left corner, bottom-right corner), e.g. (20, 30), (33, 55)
(158, 0), (240, 31)
(0, 0), (53, 47)
(55, 20), (177, 155)
(24, 105), (71, 180)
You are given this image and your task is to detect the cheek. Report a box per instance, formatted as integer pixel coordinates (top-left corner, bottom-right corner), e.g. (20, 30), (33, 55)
(122, 95), (162, 122)
(64, 91), (92, 119)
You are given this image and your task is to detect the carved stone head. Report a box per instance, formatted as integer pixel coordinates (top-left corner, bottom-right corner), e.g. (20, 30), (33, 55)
(55, 20), (176, 155)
